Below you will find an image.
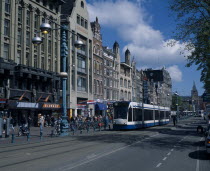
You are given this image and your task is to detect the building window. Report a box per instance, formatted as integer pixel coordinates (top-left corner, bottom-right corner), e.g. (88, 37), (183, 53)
(77, 76), (86, 91)
(41, 57), (44, 69)
(94, 79), (96, 94)
(4, 19), (10, 36)
(18, 7), (22, 23)
(110, 80), (112, 87)
(43, 0), (47, 6)
(77, 15), (80, 24)
(5, 0), (10, 14)
(41, 43), (44, 52)
(34, 14), (38, 29)
(17, 29), (22, 44)
(49, 4), (53, 11)
(26, 11), (30, 26)
(120, 78), (123, 87)
(55, 60), (57, 72)
(77, 56), (86, 73)
(97, 80), (100, 94)
(54, 42), (57, 57)
(81, 1), (84, 8)
(81, 17), (84, 27)
(124, 79), (127, 88)
(34, 55), (37, 68)
(26, 53), (29, 66)
(104, 78), (106, 86)
(26, 32), (30, 46)
(17, 51), (21, 64)
(85, 20), (88, 29)
(3, 44), (9, 60)
(48, 58), (51, 70)
(48, 40), (51, 53)
(128, 81), (131, 88)
(93, 60), (96, 73)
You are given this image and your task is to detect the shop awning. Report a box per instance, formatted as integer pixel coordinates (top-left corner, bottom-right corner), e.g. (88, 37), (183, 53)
(95, 103), (107, 111)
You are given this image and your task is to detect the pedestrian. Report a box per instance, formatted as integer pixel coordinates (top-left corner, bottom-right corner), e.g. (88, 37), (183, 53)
(9, 116), (15, 134)
(50, 116), (55, 127)
(3, 116), (6, 134)
(38, 115), (45, 134)
(172, 115), (177, 126)
(28, 116), (32, 131)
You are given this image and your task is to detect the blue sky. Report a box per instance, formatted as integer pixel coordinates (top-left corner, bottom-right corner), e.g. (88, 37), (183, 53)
(86, 0), (204, 96)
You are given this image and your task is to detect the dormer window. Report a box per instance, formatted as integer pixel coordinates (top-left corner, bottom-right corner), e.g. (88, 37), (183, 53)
(81, 1), (84, 8)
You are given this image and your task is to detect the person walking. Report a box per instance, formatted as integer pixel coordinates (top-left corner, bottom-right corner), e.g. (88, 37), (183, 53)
(172, 115), (177, 126)
(28, 116), (32, 131)
(38, 115), (45, 136)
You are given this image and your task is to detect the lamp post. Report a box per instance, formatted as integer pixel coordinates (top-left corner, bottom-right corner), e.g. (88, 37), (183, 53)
(174, 91), (179, 116)
(32, 20), (84, 135)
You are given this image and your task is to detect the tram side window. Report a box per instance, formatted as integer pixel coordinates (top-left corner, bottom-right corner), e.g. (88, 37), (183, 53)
(133, 108), (142, 121)
(155, 110), (159, 120)
(128, 108), (132, 122)
(166, 111), (170, 119)
(144, 109), (153, 121)
(160, 111), (164, 119)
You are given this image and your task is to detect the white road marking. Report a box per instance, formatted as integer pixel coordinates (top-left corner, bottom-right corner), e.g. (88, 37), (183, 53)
(167, 152), (171, 156)
(60, 133), (160, 171)
(163, 157), (167, 161)
(196, 137), (204, 171)
(196, 146), (199, 171)
(156, 163), (162, 168)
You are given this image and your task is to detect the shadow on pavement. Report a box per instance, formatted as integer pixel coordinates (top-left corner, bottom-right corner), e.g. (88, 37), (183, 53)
(189, 150), (210, 160)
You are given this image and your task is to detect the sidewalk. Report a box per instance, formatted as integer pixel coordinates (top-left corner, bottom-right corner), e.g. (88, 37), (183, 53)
(0, 124), (113, 145)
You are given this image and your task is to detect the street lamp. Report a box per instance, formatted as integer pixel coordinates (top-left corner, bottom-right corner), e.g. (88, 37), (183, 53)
(174, 91), (179, 116)
(32, 20), (84, 135)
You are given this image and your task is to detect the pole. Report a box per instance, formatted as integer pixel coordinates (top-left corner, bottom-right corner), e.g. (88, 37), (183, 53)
(60, 24), (69, 136)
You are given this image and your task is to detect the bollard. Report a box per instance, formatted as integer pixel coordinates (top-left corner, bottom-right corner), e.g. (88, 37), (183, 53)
(27, 133), (30, 142)
(0, 118), (3, 138)
(11, 133), (15, 143)
(5, 118), (10, 138)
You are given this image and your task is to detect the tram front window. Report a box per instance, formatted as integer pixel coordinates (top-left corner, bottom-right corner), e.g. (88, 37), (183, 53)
(114, 106), (128, 119)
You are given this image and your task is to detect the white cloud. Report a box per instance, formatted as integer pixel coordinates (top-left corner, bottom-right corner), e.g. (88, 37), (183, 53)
(167, 65), (182, 82)
(87, 0), (190, 82)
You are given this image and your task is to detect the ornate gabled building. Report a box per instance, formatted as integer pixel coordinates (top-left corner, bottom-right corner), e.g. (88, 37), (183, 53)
(131, 60), (143, 102)
(61, 0), (94, 117)
(91, 17), (104, 101)
(119, 49), (132, 101)
(102, 42), (120, 101)
(0, 0), (64, 124)
(143, 68), (172, 107)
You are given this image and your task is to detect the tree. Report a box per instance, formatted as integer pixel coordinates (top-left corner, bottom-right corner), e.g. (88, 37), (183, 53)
(169, 0), (210, 92)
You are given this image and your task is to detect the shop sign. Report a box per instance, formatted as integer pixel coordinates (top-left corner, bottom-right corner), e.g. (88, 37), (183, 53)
(43, 104), (60, 108)
(0, 99), (7, 103)
(17, 102), (39, 108)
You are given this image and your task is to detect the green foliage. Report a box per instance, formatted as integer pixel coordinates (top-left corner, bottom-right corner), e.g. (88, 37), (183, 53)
(169, 0), (210, 92)
(171, 94), (182, 110)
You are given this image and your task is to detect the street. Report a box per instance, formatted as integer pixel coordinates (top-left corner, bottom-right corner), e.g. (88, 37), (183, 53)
(0, 117), (209, 171)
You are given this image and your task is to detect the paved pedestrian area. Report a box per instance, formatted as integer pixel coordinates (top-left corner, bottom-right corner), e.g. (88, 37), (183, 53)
(0, 123), (113, 145)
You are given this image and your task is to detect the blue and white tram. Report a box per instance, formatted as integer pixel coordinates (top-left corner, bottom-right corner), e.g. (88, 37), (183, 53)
(113, 101), (170, 130)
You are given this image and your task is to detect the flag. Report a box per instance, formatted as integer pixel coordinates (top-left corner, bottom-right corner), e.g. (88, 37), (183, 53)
(19, 91), (27, 101)
(44, 95), (50, 102)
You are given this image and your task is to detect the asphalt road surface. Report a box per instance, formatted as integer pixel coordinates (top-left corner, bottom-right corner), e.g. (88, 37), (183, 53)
(0, 117), (209, 171)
